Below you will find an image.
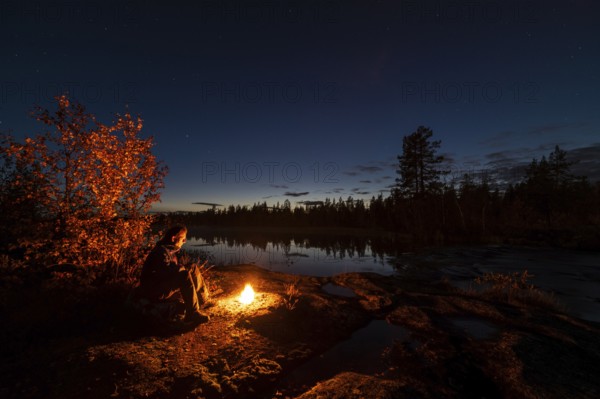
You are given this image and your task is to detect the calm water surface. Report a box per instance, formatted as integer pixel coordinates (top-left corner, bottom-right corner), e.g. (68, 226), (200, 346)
(184, 231), (600, 322)
(186, 238), (397, 276)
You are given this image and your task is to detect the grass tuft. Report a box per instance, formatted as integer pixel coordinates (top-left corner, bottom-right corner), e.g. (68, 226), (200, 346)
(474, 270), (565, 312)
(282, 278), (301, 311)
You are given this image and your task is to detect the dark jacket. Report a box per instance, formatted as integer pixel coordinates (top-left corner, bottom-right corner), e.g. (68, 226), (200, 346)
(140, 241), (181, 286)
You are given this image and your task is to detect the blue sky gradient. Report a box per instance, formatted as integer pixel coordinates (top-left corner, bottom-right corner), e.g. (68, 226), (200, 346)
(1, 0), (599, 211)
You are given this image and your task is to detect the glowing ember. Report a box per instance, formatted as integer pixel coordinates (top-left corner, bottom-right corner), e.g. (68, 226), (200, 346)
(238, 283), (255, 305)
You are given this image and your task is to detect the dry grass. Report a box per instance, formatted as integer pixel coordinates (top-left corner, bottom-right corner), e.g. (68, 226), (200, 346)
(474, 270), (565, 312)
(282, 278), (301, 311)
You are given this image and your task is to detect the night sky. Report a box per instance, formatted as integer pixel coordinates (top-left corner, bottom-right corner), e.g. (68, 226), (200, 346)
(1, 0), (599, 212)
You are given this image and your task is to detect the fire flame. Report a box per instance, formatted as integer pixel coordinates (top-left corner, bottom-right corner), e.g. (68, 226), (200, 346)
(239, 283), (255, 305)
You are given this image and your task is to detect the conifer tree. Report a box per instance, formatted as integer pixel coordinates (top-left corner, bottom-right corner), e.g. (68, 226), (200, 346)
(395, 126), (447, 198)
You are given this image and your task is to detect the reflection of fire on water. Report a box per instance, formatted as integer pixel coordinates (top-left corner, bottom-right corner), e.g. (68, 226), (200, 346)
(238, 283), (255, 305)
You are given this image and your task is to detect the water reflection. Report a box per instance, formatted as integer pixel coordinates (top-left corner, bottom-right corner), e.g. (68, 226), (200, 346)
(184, 227), (412, 276)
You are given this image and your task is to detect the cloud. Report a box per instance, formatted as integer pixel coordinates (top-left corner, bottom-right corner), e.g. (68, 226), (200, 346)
(486, 150), (516, 161)
(485, 146), (544, 165)
(270, 184), (289, 189)
(527, 122), (586, 136)
(459, 156), (484, 167)
(569, 143), (600, 158)
(345, 162), (391, 178)
(351, 187), (371, 196)
(485, 143), (573, 168)
(192, 202), (224, 207)
(568, 144), (600, 182)
(439, 152), (456, 164)
(481, 123), (587, 149)
(284, 191), (309, 197)
(480, 143), (600, 187)
(478, 130), (516, 147)
(356, 165), (383, 173)
(359, 180), (372, 184)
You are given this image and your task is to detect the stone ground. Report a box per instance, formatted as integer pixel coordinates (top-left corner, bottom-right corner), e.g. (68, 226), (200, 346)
(1, 264), (599, 398)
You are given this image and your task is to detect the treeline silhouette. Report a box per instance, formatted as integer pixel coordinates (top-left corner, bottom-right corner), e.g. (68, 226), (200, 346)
(165, 140), (599, 249)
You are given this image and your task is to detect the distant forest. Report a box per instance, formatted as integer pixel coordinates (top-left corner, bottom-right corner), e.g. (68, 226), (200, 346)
(165, 127), (600, 249)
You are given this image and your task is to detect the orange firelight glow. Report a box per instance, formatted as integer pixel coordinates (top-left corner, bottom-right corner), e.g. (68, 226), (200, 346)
(238, 283), (255, 305)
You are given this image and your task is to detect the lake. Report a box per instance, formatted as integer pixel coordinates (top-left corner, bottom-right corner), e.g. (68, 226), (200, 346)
(187, 238), (396, 276)
(184, 228), (600, 323)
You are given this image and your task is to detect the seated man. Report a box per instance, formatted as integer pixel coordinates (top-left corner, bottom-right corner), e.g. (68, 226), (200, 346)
(139, 224), (210, 324)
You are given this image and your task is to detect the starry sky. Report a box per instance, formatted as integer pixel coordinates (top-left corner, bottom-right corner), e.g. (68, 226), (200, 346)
(1, 0), (599, 212)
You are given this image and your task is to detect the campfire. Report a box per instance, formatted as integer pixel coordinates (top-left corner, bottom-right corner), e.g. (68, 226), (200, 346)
(215, 281), (278, 314)
(238, 283), (255, 305)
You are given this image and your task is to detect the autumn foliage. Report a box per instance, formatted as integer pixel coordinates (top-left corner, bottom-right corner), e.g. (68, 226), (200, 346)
(0, 95), (167, 280)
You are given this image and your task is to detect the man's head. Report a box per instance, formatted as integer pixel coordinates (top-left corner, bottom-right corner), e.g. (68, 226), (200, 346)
(162, 225), (187, 249)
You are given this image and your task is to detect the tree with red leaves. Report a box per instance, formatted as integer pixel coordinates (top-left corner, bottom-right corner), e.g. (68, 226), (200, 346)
(0, 95), (168, 280)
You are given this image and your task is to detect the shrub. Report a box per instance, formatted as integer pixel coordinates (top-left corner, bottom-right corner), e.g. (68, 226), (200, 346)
(0, 95), (167, 281)
(474, 270), (564, 311)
